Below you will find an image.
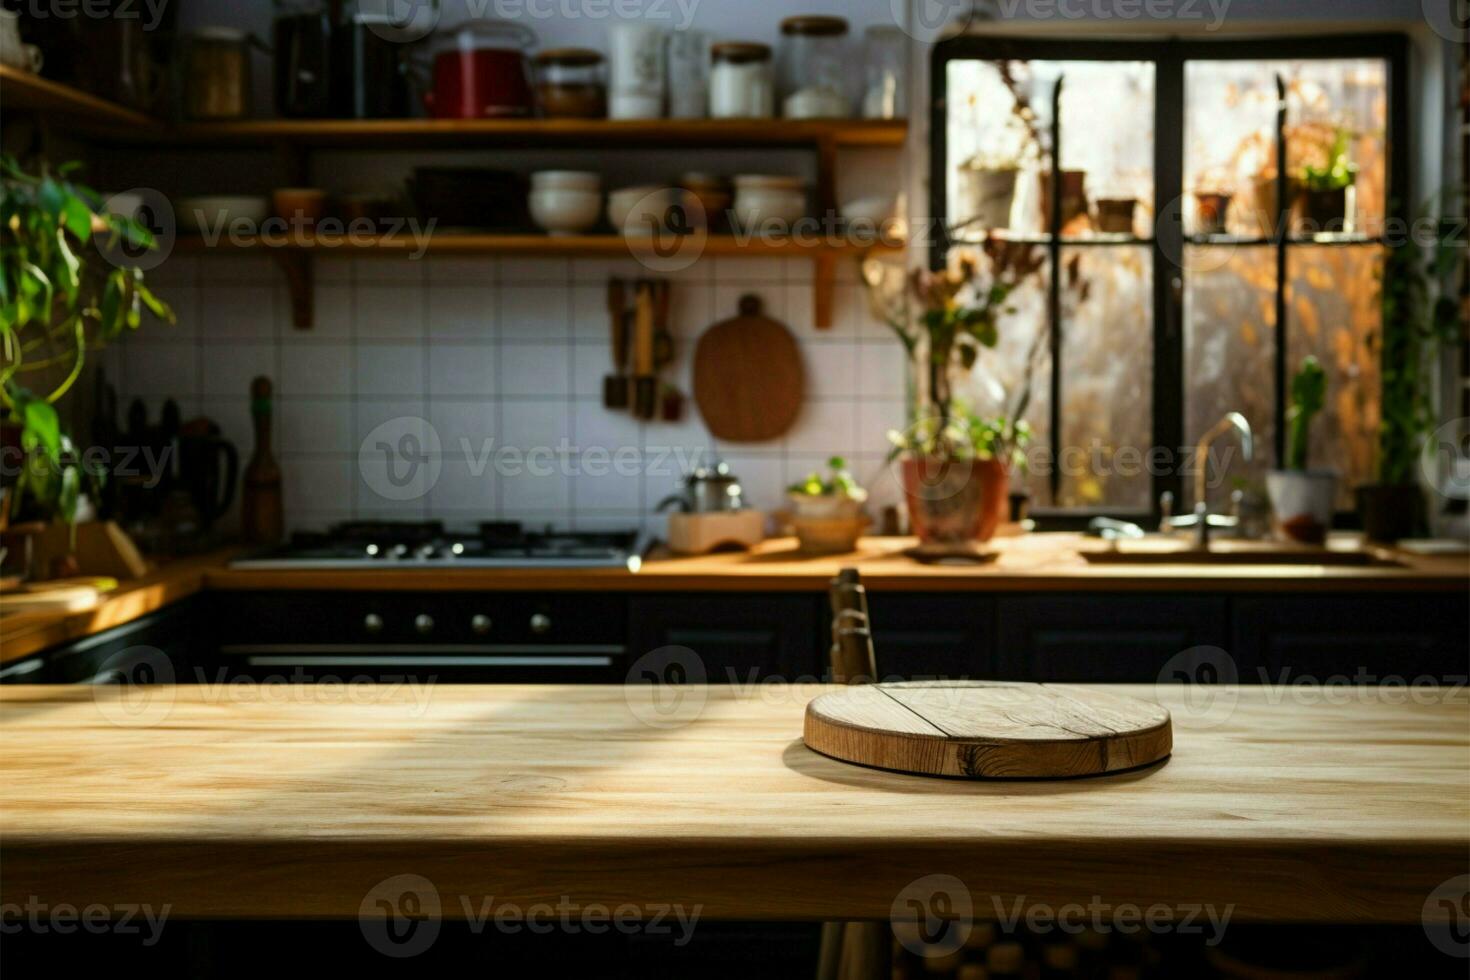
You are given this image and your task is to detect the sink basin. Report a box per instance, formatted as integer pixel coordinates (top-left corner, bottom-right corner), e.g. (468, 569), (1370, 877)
(1080, 540), (1405, 567)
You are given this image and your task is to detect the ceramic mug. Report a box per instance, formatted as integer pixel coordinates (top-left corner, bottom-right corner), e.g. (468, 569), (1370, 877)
(0, 10), (44, 73)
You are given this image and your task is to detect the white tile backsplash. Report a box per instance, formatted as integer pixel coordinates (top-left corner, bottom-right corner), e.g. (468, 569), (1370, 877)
(117, 253), (908, 531)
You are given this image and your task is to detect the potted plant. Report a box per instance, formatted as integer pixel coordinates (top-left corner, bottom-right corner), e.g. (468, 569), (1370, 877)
(1266, 356), (1336, 544)
(880, 239), (1043, 544)
(1358, 193), (1462, 542)
(954, 62), (1042, 235)
(1, 153), (173, 575)
(1296, 127), (1357, 234)
(785, 456), (870, 553)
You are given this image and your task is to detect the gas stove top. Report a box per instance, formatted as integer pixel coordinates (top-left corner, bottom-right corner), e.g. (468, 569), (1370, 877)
(230, 522), (647, 571)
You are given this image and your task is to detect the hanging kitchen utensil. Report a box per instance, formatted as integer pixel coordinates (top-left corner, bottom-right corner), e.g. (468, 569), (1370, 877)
(604, 278), (629, 409)
(632, 281), (657, 420)
(653, 279), (674, 369)
(692, 294), (804, 443)
(805, 681), (1173, 779)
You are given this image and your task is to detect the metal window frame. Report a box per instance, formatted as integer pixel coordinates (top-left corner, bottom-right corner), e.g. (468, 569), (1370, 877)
(930, 34), (1411, 527)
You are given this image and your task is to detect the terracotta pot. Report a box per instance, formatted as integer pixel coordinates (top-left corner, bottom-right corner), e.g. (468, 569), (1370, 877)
(1356, 483), (1425, 543)
(1094, 198), (1136, 235)
(1194, 191), (1232, 235)
(1039, 169), (1088, 230)
(900, 456), (1009, 544)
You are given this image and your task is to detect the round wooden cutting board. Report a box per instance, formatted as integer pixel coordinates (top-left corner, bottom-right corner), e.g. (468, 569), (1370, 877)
(803, 681), (1172, 779)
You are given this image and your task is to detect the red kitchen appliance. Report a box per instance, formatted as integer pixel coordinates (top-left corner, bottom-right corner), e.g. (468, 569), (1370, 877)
(422, 20), (537, 119)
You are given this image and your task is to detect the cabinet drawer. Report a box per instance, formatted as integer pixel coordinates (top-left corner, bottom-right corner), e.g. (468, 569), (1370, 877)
(865, 594), (996, 680)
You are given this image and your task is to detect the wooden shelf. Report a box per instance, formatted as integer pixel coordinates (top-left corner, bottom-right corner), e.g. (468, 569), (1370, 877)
(174, 233), (902, 330)
(0, 64), (160, 134)
(173, 232), (902, 256)
(131, 117), (908, 149)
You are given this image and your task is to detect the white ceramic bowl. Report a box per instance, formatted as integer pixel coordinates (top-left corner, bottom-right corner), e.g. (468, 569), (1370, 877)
(608, 186), (701, 236)
(176, 196), (270, 233)
(530, 188), (603, 236)
(531, 170), (601, 193)
(840, 195), (896, 226)
(731, 188), (806, 231)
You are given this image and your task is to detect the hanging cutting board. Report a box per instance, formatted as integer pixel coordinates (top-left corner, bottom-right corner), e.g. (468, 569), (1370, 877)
(692, 294), (804, 443)
(804, 681), (1172, 779)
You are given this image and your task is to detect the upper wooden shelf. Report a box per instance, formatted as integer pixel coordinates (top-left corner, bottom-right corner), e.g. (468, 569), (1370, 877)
(1, 69), (908, 148)
(0, 64), (160, 133)
(171, 232), (903, 257)
(140, 117), (909, 149)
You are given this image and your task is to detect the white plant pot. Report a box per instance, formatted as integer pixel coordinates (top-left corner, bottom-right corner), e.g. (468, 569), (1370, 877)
(1266, 470), (1338, 545)
(961, 167), (1018, 231)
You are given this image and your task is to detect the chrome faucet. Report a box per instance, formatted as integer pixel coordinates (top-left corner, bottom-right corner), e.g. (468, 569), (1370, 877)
(1164, 412), (1254, 549)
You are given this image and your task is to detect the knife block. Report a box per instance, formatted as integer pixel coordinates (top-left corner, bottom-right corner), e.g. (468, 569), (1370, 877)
(667, 510), (765, 555)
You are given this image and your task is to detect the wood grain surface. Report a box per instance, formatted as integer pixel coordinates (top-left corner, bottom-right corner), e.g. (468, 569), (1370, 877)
(693, 295), (805, 443)
(1, 684), (1464, 922)
(804, 682), (1172, 778)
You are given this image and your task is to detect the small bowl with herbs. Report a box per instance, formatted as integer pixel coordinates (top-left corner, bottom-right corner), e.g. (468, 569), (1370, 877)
(785, 457), (870, 553)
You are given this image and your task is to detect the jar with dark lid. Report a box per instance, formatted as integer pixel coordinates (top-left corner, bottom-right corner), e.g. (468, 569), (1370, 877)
(534, 48), (606, 118)
(778, 15), (850, 119)
(709, 42), (772, 119)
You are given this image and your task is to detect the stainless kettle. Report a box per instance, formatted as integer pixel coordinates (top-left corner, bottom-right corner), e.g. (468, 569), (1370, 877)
(657, 457), (746, 513)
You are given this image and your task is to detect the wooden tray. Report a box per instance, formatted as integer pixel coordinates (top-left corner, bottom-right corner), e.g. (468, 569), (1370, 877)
(803, 681), (1172, 779)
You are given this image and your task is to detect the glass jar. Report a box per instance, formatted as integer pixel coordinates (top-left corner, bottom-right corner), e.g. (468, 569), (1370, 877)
(778, 16), (850, 119)
(709, 42), (772, 119)
(184, 27), (254, 119)
(534, 48), (606, 118)
(861, 25), (906, 120)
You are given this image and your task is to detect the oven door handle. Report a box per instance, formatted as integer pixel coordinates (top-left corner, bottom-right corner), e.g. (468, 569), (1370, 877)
(241, 655), (616, 669)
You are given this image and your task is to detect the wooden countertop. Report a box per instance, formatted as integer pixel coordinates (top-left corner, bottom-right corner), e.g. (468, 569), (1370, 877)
(0, 550), (232, 665)
(207, 533), (1470, 594)
(1, 684), (1464, 922)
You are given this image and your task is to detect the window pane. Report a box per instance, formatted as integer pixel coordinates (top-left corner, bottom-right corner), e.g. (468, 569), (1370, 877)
(946, 60), (1155, 241)
(1286, 246), (1384, 506)
(1184, 245), (1277, 513)
(1184, 59), (1389, 239)
(1058, 246), (1154, 510)
(950, 254), (1053, 508)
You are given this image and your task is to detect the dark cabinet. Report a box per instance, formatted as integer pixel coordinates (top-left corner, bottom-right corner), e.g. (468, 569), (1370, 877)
(45, 599), (202, 685)
(1232, 594), (1470, 685)
(628, 595), (822, 684)
(865, 594), (996, 680)
(996, 595), (1232, 682)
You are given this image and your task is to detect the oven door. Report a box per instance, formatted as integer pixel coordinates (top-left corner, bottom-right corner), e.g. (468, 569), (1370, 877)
(206, 591), (628, 684)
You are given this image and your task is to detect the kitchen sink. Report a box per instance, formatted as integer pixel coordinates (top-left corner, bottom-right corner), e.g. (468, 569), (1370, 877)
(1080, 539), (1406, 567)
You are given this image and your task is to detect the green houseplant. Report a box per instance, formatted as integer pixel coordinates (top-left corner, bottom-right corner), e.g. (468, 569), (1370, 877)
(1266, 356), (1337, 544)
(1, 154), (173, 542)
(1296, 127), (1357, 232)
(875, 238), (1043, 544)
(785, 456), (870, 554)
(1359, 193), (1463, 541)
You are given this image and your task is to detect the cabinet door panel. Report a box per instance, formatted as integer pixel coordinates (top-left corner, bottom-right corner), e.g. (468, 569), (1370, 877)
(629, 596), (822, 683)
(865, 595), (997, 680)
(1232, 595), (1470, 684)
(997, 596), (1230, 682)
